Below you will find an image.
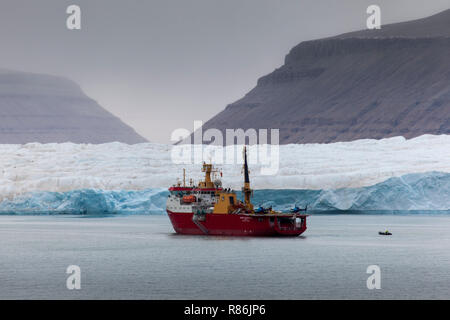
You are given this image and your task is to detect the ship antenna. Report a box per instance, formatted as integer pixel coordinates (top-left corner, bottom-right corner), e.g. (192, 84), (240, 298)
(183, 168), (186, 187)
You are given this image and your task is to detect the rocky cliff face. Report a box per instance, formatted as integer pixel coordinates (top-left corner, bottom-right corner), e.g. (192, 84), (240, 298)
(201, 9), (450, 144)
(0, 69), (147, 144)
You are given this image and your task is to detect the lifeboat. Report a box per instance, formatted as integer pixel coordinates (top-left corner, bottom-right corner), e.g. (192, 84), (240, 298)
(182, 195), (197, 203)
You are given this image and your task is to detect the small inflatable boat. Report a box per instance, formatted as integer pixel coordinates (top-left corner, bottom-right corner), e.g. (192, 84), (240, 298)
(379, 231), (392, 236)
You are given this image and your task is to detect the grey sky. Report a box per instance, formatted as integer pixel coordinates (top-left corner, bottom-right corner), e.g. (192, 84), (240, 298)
(1, 0), (449, 143)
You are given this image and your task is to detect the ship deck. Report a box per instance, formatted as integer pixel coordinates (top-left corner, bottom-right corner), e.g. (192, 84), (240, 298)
(241, 213), (308, 218)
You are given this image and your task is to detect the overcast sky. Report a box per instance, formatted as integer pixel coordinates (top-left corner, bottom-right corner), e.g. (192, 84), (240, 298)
(1, 0), (449, 143)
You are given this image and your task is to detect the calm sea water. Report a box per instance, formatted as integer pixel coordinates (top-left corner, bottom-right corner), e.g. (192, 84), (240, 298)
(0, 214), (449, 299)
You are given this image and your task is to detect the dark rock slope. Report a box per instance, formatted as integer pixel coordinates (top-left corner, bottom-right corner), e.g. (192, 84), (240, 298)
(201, 9), (450, 144)
(0, 69), (147, 144)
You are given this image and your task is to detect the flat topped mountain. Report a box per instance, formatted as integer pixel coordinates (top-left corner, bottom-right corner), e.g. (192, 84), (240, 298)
(335, 8), (450, 39)
(200, 9), (450, 144)
(0, 69), (147, 144)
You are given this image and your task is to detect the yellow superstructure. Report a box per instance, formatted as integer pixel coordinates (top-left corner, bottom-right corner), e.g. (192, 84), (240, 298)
(213, 191), (238, 214)
(198, 163), (216, 189)
(196, 147), (255, 214)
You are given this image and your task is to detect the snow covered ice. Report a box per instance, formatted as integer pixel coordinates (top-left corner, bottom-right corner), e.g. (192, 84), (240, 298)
(0, 134), (450, 213)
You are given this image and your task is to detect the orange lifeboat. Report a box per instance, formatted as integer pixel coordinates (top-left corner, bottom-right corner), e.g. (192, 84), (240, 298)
(182, 195), (196, 203)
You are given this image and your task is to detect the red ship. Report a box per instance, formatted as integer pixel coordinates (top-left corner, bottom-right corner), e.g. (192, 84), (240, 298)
(167, 147), (308, 236)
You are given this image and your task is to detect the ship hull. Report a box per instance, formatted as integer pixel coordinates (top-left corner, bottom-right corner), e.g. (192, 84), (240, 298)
(167, 210), (307, 237)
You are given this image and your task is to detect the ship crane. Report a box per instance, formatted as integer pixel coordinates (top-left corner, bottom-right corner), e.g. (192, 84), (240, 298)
(242, 146), (253, 211)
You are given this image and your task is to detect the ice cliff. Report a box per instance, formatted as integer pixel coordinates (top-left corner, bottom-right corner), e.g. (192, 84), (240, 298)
(0, 134), (450, 213)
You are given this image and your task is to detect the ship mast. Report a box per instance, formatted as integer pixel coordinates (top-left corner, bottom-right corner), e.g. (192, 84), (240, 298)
(199, 162), (215, 188)
(242, 146), (253, 211)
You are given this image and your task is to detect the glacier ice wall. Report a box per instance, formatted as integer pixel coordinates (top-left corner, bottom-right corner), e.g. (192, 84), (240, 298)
(252, 172), (450, 211)
(0, 188), (168, 215)
(1, 135), (450, 201)
(0, 172), (448, 215)
(0, 134), (450, 214)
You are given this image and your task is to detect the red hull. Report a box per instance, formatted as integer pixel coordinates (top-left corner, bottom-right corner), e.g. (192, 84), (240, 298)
(167, 210), (307, 237)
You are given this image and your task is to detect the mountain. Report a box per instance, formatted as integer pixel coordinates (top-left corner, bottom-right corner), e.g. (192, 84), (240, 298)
(334, 9), (450, 39)
(200, 9), (450, 144)
(0, 69), (147, 144)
